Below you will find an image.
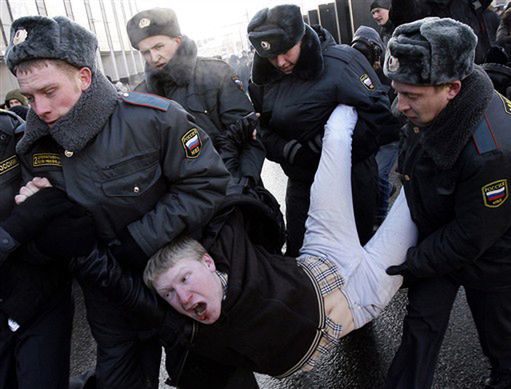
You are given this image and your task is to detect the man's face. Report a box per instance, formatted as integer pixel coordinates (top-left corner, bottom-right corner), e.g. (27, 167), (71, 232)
(138, 35), (181, 70)
(392, 80), (460, 126)
(17, 62), (88, 127)
(8, 99), (22, 108)
(154, 254), (223, 325)
(371, 8), (389, 26)
(268, 42), (301, 75)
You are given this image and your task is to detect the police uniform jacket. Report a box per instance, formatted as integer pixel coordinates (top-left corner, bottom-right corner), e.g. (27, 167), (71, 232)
(135, 36), (265, 181)
(249, 25), (399, 183)
(398, 67), (511, 289)
(0, 110), (69, 328)
(16, 74), (230, 327)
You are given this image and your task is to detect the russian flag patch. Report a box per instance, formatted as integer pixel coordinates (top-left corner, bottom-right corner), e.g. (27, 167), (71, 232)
(482, 179), (508, 208)
(181, 128), (202, 159)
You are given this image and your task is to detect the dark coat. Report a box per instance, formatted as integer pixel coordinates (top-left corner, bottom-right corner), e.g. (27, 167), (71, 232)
(135, 36), (265, 182)
(249, 25), (399, 183)
(390, 0), (494, 64)
(398, 67), (511, 289)
(0, 110), (69, 327)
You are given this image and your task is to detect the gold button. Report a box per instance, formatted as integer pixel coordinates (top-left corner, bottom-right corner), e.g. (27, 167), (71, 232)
(404, 174), (411, 181)
(413, 127), (420, 134)
(133, 186), (140, 193)
(64, 150), (74, 158)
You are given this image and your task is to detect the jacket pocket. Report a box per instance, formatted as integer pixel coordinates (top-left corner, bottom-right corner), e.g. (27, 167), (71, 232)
(101, 161), (162, 198)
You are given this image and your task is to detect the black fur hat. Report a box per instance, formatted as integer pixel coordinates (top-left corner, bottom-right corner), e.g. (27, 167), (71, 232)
(370, 0), (391, 11)
(5, 15), (98, 75)
(247, 4), (305, 58)
(127, 8), (181, 49)
(384, 17), (477, 85)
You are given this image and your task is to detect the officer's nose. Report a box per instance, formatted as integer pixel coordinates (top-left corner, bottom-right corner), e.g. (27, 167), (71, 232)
(276, 54), (287, 68)
(397, 95), (410, 114)
(149, 50), (160, 65)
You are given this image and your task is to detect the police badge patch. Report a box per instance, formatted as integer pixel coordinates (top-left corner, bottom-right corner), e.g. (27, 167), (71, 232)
(181, 128), (202, 159)
(0, 155), (18, 175)
(360, 74), (375, 91)
(482, 179), (508, 208)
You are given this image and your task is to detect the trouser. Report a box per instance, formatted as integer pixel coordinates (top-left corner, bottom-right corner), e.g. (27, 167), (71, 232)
(299, 104), (418, 329)
(285, 156), (378, 257)
(385, 276), (511, 389)
(82, 287), (162, 389)
(0, 292), (74, 389)
(375, 141), (399, 224)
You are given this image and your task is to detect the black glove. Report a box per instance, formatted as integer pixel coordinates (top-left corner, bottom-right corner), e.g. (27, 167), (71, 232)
(0, 187), (75, 246)
(386, 261), (420, 287)
(109, 228), (148, 271)
(33, 206), (96, 261)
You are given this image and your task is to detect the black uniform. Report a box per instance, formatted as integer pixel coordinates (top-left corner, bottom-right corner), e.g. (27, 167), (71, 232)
(17, 73), (230, 389)
(0, 110), (73, 389)
(135, 36), (265, 183)
(386, 68), (511, 388)
(249, 25), (399, 256)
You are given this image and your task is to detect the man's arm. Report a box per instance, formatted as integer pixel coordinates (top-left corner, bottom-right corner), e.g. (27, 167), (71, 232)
(405, 152), (511, 277)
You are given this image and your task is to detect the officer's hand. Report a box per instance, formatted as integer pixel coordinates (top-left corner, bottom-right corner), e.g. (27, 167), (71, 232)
(15, 177), (52, 204)
(0, 187), (75, 246)
(34, 206), (96, 261)
(228, 112), (259, 144)
(109, 229), (148, 272)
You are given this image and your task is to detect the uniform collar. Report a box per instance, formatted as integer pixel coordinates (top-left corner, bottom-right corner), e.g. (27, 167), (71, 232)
(17, 72), (118, 155)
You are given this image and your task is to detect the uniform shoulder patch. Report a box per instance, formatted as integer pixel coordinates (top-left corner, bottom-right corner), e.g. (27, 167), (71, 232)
(121, 92), (171, 112)
(0, 155), (19, 175)
(482, 179), (508, 208)
(497, 93), (511, 115)
(360, 74), (375, 91)
(181, 128), (202, 159)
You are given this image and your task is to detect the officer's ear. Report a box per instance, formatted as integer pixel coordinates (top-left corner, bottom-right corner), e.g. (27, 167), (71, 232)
(78, 67), (93, 91)
(446, 80), (462, 101)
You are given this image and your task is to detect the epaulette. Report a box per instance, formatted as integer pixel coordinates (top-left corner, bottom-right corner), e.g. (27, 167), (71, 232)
(120, 92), (171, 112)
(472, 113), (499, 155)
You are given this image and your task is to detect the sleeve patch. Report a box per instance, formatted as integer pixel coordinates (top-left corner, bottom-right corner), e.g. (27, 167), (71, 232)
(121, 92), (171, 112)
(181, 128), (202, 159)
(0, 155), (18, 175)
(482, 179), (508, 208)
(33, 153), (62, 167)
(360, 74), (375, 91)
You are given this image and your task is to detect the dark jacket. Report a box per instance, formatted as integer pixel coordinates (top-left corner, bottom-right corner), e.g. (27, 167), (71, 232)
(390, 0), (493, 64)
(0, 110), (69, 327)
(16, 73), (230, 329)
(398, 67), (511, 289)
(249, 25), (399, 183)
(135, 36), (265, 182)
(496, 9), (511, 58)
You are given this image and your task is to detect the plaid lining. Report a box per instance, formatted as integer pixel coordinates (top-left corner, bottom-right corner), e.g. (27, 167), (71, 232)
(297, 255), (345, 371)
(216, 270), (229, 300)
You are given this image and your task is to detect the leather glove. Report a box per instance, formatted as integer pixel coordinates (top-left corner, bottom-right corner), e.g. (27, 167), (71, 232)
(226, 112), (259, 146)
(0, 187), (75, 246)
(386, 261), (419, 286)
(33, 206), (96, 261)
(282, 140), (319, 168)
(109, 228), (148, 271)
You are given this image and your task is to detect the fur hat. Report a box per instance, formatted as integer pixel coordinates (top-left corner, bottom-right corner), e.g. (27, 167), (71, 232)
(247, 4), (305, 58)
(5, 89), (28, 107)
(127, 8), (181, 49)
(5, 15), (98, 74)
(370, 0), (391, 11)
(384, 17), (477, 85)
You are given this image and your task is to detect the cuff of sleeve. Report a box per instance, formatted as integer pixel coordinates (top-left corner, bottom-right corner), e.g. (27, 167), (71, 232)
(283, 140), (302, 164)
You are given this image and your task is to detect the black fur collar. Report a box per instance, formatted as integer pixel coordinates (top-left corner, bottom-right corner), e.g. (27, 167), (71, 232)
(17, 72), (118, 154)
(419, 66), (494, 170)
(251, 25), (324, 85)
(144, 35), (197, 91)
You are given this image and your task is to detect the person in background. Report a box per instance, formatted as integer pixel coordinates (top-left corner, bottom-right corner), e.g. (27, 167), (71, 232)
(4, 89), (28, 110)
(127, 8), (265, 186)
(383, 17), (511, 389)
(247, 4), (400, 257)
(370, 0), (395, 46)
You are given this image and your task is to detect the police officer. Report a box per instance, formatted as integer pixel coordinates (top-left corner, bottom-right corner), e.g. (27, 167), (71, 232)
(383, 17), (511, 388)
(5, 15), (230, 389)
(247, 4), (400, 256)
(0, 110), (92, 388)
(127, 8), (265, 185)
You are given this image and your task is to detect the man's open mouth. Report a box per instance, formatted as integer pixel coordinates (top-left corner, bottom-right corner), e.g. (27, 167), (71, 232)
(193, 302), (206, 316)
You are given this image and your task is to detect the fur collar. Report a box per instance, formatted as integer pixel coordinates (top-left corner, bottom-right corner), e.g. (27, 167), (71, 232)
(144, 35), (197, 92)
(419, 66), (494, 170)
(251, 25), (325, 85)
(17, 72), (118, 154)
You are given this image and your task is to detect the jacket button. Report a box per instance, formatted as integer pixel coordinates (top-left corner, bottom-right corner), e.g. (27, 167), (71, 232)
(0, 134), (7, 142)
(64, 150), (74, 158)
(133, 186), (140, 193)
(413, 127), (420, 134)
(204, 110), (208, 114)
(404, 174), (411, 181)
